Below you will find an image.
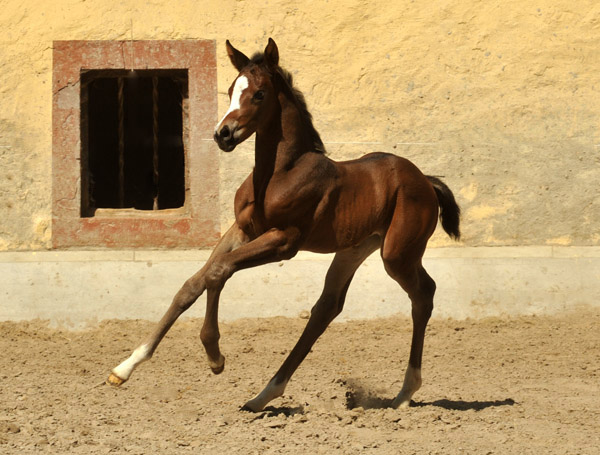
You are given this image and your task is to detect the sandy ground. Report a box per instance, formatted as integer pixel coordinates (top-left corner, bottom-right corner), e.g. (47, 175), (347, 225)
(1, 308), (599, 454)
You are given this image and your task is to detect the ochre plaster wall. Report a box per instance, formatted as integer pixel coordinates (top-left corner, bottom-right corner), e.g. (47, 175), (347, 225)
(1, 0), (599, 250)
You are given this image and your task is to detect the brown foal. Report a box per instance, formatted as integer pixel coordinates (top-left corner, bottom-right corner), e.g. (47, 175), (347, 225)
(107, 38), (461, 412)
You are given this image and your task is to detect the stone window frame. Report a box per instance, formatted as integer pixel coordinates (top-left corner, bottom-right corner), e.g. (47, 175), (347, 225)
(80, 68), (189, 216)
(52, 40), (220, 248)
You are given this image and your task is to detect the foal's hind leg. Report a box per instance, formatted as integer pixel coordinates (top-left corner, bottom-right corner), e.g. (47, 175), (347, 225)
(243, 235), (381, 412)
(107, 224), (249, 386)
(383, 259), (436, 408)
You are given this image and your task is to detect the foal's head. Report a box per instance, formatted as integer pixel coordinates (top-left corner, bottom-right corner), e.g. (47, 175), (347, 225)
(214, 39), (281, 152)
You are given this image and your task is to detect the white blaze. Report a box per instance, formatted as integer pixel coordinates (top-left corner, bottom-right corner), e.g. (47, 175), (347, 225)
(215, 75), (249, 132)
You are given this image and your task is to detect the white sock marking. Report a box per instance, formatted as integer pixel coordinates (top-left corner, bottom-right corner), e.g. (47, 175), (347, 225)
(112, 344), (151, 381)
(401, 365), (422, 393)
(244, 379), (287, 412)
(215, 75), (249, 132)
(392, 365), (422, 409)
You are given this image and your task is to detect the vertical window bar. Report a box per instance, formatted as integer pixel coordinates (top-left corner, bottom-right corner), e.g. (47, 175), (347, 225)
(117, 76), (125, 208)
(152, 76), (160, 210)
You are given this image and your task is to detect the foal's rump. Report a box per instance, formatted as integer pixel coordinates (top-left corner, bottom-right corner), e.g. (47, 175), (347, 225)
(345, 153), (460, 242)
(301, 152), (442, 253)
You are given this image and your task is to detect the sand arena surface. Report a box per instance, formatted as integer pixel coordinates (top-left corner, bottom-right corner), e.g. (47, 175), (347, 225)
(1, 309), (599, 454)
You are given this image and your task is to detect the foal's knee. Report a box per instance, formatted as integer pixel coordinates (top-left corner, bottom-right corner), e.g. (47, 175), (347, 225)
(204, 260), (234, 289)
(311, 293), (343, 323)
(173, 279), (204, 311)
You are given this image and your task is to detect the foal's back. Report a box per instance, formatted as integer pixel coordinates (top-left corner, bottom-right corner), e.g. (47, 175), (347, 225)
(291, 152), (439, 253)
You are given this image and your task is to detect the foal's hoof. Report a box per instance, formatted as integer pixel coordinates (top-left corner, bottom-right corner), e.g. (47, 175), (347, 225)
(210, 363), (225, 375)
(106, 373), (126, 387)
(391, 397), (413, 409)
(241, 399), (264, 413)
(391, 390), (414, 409)
(208, 355), (225, 375)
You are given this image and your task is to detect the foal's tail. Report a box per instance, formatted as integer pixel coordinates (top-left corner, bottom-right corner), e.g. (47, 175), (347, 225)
(426, 176), (461, 241)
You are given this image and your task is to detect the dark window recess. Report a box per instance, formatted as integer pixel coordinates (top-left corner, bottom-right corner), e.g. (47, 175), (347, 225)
(80, 69), (188, 216)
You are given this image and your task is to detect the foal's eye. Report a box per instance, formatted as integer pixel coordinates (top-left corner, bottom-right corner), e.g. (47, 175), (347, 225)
(253, 90), (265, 101)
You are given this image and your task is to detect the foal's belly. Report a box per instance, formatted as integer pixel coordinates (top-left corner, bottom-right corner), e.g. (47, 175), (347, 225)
(300, 164), (398, 252)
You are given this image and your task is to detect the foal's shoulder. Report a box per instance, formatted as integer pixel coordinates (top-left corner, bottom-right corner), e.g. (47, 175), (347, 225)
(294, 152), (337, 176)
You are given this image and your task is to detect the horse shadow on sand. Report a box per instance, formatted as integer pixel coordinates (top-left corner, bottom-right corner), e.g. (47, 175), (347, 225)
(344, 383), (516, 411)
(242, 384), (515, 418)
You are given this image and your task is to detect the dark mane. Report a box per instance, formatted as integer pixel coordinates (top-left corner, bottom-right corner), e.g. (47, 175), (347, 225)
(250, 53), (326, 154)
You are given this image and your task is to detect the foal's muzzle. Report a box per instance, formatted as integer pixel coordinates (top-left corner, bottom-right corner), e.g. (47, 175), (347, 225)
(214, 125), (238, 152)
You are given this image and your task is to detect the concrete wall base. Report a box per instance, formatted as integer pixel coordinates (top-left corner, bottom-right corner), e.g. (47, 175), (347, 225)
(1, 247), (598, 328)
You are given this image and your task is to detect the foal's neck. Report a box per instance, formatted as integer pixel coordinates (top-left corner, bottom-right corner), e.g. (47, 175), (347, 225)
(254, 88), (315, 182)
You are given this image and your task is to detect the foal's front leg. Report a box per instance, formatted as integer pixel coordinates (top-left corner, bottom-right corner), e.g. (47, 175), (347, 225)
(197, 227), (302, 376)
(106, 224), (249, 386)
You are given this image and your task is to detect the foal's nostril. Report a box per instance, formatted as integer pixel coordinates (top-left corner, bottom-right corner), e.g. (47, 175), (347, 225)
(219, 125), (231, 140)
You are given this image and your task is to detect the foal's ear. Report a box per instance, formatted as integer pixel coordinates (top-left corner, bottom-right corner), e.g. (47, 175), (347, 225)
(226, 40), (250, 71)
(264, 38), (279, 68)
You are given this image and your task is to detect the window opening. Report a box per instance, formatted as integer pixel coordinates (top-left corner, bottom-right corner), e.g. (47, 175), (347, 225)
(80, 69), (188, 216)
